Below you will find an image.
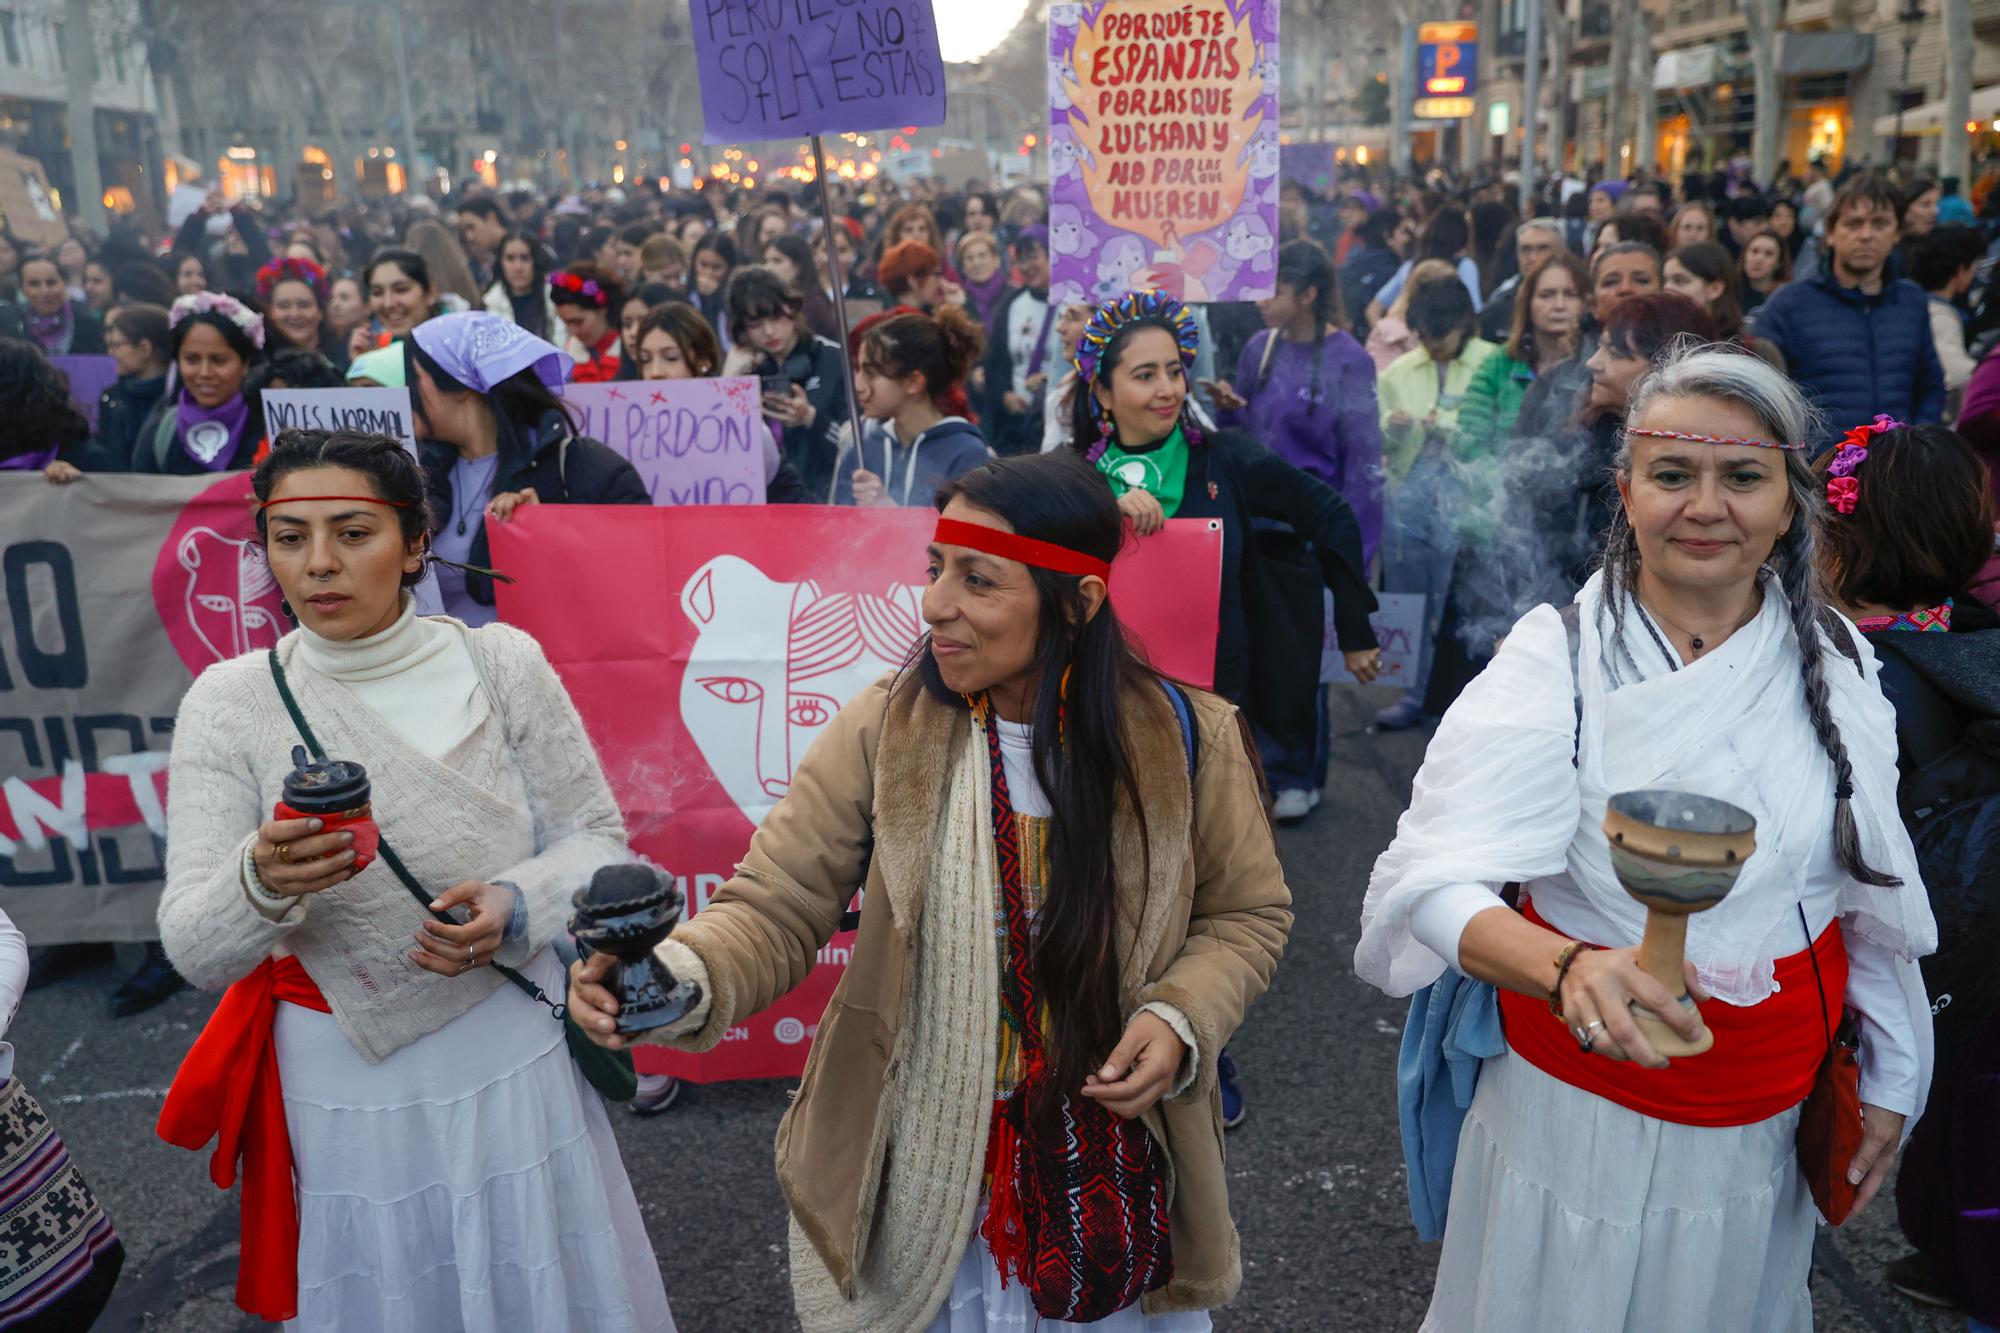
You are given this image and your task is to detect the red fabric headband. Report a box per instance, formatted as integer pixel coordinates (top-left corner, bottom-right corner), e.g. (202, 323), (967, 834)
(932, 517), (1112, 580)
(258, 495), (412, 510)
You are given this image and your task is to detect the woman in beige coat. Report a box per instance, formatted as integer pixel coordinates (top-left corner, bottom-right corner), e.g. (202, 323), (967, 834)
(572, 449), (1292, 1331)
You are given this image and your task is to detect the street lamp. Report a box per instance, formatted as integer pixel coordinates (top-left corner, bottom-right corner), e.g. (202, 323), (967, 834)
(1893, 0), (1928, 160)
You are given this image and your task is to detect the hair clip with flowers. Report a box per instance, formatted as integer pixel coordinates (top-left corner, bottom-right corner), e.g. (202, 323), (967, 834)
(169, 291), (266, 350)
(255, 256), (329, 306)
(1825, 414), (1901, 515)
(548, 271), (607, 306)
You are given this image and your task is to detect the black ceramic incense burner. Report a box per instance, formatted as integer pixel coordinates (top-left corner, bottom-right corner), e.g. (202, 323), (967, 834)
(568, 864), (703, 1033)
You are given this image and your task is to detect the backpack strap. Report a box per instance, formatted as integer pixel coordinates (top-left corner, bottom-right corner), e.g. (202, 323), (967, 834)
(1158, 679), (1199, 783)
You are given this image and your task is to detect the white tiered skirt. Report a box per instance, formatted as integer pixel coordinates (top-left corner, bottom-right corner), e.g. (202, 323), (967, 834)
(274, 949), (674, 1333)
(922, 1205), (1214, 1332)
(1422, 1050), (1815, 1333)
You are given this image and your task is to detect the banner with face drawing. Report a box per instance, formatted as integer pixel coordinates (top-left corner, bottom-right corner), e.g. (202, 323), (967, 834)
(0, 472), (279, 942)
(1048, 0), (1281, 307)
(491, 507), (1222, 1082)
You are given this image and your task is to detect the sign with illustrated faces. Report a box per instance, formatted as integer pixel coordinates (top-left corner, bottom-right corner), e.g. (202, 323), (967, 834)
(491, 507), (1221, 1082)
(1047, 0), (1282, 307)
(690, 0), (948, 142)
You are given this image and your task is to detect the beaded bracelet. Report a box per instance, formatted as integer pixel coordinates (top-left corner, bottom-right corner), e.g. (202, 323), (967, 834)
(1547, 940), (1602, 1017)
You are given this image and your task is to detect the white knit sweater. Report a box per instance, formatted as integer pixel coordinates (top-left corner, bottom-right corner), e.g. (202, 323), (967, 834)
(159, 611), (630, 1063)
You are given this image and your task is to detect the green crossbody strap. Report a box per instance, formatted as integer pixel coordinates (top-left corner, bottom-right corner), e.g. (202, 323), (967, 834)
(264, 647), (567, 1020)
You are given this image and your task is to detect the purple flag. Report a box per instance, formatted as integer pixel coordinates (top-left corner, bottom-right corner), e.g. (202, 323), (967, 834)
(691, 0), (947, 143)
(51, 355), (118, 433)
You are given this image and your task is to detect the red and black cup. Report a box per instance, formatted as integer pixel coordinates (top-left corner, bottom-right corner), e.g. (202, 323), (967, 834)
(272, 745), (380, 874)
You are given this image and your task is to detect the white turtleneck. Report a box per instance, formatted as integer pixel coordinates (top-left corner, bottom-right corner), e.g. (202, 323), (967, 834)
(295, 596), (482, 760)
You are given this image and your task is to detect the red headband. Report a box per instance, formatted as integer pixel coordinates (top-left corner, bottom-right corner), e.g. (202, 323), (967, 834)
(932, 517), (1112, 580)
(258, 495), (412, 511)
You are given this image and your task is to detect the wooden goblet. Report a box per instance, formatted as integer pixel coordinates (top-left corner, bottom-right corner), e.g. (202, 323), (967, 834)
(1602, 789), (1758, 1059)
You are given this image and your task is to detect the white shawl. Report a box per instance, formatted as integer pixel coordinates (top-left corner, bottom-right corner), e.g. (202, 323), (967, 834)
(1356, 573), (1936, 1006)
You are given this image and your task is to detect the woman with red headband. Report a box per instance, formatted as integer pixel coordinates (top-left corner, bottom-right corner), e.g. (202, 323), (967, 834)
(571, 449), (1292, 1332)
(155, 428), (673, 1331)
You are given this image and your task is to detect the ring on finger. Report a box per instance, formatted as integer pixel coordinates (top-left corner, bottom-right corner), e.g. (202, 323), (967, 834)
(276, 842), (294, 863)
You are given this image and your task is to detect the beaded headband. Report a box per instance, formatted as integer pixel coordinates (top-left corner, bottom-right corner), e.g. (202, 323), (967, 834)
(932, 517), (1112, 580)
(1624, 426), (1800, 452)
(1071, 289), (1200, 389)
(1824, 415), (1901, 515)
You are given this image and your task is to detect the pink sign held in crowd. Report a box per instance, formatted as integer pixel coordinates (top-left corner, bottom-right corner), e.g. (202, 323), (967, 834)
(492, 507), (1221, 1083)
(560, 378), (767, 506)
(1048, 0), (1281, 306)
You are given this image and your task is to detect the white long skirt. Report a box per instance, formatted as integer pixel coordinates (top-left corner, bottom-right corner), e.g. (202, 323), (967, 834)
(922, 1205), (1213, 1332)
(1424, 1050), (1815, 1333)
(274, 949), (674, 1333)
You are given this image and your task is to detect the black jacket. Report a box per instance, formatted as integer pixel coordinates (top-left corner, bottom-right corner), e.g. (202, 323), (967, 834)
(420, 411), (649, 607)
(1340, 245), (1401, 338)
(979, 286), (1053, 457)
(1161, 428), (1378, 750)
(91, 371), (167, 470)
(755, 334), (849, 501)
(128, 393), (264, 474)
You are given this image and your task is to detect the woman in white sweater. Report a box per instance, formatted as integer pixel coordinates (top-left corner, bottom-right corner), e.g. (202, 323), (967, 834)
(155, 428), (672, 1332)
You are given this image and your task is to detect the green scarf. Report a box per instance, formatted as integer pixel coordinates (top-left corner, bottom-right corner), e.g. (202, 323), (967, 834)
(1095, 424), (1189, 517)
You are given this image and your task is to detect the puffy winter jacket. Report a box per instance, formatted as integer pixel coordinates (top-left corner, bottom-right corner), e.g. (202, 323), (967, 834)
(1752, 255), (1946, 451)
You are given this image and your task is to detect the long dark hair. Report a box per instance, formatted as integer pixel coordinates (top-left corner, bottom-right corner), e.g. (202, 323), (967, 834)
(0, 337), (89, 462)
(917, 451), (1157, 1127)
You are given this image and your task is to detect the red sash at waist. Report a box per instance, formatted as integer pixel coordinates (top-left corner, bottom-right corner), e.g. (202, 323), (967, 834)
(1498, 898), (1846, 1128)
(156, 954), (328, 1321)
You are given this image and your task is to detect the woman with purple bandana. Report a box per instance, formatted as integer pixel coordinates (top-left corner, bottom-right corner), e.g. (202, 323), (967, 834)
(130, 293), (267, 474)
(407, 311), (648, 627)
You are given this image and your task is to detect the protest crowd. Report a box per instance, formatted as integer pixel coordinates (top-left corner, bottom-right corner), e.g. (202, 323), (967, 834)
(0, 11), (1999, 1331)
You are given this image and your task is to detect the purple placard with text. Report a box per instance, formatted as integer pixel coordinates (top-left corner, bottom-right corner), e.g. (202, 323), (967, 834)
(51, 355), (118, 432)
(1049, 0), (1281, 306)
(560, 378), (766, 506)
(691, 0), (947, 143)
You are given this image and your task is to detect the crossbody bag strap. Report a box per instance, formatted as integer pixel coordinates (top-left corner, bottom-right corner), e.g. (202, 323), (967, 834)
(264, 647), (564, 1020)
(1798, 902), (1834, 1052)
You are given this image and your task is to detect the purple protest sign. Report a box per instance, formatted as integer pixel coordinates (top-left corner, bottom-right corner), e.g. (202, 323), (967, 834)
(691, 0), (947, 144)
(561, 378), (767, 506)
(1048, 0), (1281, 306)
(51, 355), (118, 433)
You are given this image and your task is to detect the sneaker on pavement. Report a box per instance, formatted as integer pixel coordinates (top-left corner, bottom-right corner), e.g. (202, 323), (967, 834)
(1375, 696), (1431, 731)
(629, 1073), (683, 1117)
(1271, 789), (1321, 823)
(1885, 1252), (1959, 1311)
(1217, 1049), (1245, 1130)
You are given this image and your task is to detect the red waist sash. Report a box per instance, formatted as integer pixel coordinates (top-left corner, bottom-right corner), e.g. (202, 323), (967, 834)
(1498, 899), (1846, 1127)
(156, 954), (328, 1321)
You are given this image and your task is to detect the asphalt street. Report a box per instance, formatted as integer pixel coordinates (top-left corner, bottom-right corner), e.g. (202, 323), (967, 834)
(19, 685), (1962, 1332)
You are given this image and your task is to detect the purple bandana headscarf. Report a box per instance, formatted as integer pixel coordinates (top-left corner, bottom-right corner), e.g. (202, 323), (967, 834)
(175, 388), (252, 470)
(411, 311), (572, 392)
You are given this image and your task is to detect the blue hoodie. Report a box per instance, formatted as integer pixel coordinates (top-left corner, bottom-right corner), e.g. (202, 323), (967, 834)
(831, 416), (992, 506)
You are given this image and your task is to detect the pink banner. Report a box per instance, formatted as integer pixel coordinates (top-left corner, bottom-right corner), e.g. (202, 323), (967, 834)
(492, 507), (1220, 1081)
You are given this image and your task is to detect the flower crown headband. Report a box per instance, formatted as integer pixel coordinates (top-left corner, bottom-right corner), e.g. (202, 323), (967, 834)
(548, 271), (608, 307)
(170, 291), (266, 350)
(1824, 414), (1901, 515)
(256, 256), (329, 305)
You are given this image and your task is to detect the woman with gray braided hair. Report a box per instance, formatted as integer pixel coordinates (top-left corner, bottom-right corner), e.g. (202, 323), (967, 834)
(1357, 343), (1936, 1330)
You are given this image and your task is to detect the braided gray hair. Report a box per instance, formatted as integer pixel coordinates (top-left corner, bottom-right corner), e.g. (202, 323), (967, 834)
(1602, 342), (1899, 886)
